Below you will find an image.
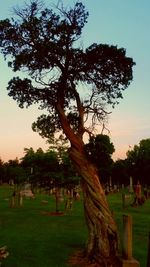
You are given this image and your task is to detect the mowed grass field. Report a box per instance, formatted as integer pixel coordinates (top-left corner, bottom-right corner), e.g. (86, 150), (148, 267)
(0, 185), (149, 267)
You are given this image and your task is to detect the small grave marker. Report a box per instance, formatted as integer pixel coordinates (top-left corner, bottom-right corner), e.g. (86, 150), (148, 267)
(147, 232), (150, 267)
(119, 215), (140, 267)
(122, 193), (132, 209)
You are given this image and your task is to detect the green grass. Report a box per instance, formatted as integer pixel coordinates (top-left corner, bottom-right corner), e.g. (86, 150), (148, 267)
(0, 185), (149, 266)
(0, 185), (87, 267)
(108, 192), (150, 267)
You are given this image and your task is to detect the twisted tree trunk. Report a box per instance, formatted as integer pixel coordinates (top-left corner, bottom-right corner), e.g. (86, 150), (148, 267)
(56, 103), (119, 266)
(69, 145), (119, 266)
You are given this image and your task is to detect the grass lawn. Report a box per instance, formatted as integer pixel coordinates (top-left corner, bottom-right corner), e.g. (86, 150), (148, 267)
(108, 191), (150, 267)
(0, 185), (149, 267)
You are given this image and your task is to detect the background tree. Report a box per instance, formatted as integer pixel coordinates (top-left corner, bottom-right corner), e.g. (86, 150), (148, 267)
(85, 134), (115, 185)
(60, 149), (80, 190)
(0, 158), (4, 184)
(4, 158), (26, 187)
(126, 139), (150, 185)
(47, 134), (81, 189)
(21, 147), (60, 188)
(0, 1), (135, 265)
(112, 159), (129, 186)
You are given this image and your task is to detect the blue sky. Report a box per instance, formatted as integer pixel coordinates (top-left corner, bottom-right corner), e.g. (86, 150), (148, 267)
(0, 0), (150, 162)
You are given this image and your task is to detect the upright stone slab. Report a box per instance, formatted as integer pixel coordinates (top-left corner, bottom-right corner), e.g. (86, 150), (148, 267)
(119, 258), (140, 267)
(122, 215), (132, 259)
(18, 193), (23, 206)
(109, 176), (112, 191)
(10, 195), (15, 208)
(129, 176), (133, 193)
(147, 232), (150, 267)
(119, 215), (140, 267)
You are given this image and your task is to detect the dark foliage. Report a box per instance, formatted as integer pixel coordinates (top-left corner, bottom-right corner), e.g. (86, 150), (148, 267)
(85, 134), (115, 183)
(0, 1), (135, 142)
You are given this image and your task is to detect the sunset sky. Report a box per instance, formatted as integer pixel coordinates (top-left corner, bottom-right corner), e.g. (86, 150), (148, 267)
(0, 0), (150, 162)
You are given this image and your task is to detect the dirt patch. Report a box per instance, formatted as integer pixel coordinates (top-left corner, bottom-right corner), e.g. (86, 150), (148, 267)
(68, 250), (100, 267)
(41, 211), (64, 216)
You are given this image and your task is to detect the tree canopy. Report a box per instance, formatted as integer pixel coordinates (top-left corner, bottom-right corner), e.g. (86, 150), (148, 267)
(85, 134), (115, 183)
(0, 1), (135, 143)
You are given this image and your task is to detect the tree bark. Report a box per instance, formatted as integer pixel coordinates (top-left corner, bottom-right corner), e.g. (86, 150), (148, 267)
(69, 145), (119, 266)
(56, 103), (119, 266)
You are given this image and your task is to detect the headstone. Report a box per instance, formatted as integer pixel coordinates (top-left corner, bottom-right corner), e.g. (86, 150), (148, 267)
(135, 182), (141, 199)
(109, 176), (112, 191)
(118, 215), (140, 267)
(105, 184), (109, 195)
(147, 232), (150, 267)
(65, 197), (73, 211)
(113, 184), (119, 193)
(122, 193), (132, 209)
(122, 184), (125, 189)
(129, 176), (133, 193)
(23, 183), (31, 190)
(20, 189), (34, 199)
(144, 187), (149, 199)
(109, 176), (112, 187)
(134, 181), (142, 205)
(75, 192), (80, 200)
(122, 215), (132, 259)
(10, 190), (17, 208)
(18, 193), (23, 206)
(0, 246), (9, 261)
(10, 195), (15, 208)
(9, 179), (14, 186)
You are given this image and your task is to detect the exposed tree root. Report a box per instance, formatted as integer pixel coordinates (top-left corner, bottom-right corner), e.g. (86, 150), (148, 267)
(68, 249), (120, 267)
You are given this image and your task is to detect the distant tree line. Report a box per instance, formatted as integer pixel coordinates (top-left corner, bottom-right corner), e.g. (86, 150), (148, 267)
(0, 135), (150, 187)
(86, 135), (150, 186)
(0, 145), (80, 190)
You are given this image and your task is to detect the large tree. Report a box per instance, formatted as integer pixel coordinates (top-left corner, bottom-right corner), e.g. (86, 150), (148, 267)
(0, 1), (135, 265)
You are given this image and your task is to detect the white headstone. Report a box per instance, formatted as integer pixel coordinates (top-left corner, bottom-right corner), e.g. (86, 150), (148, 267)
(129, 176), (133, 193)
